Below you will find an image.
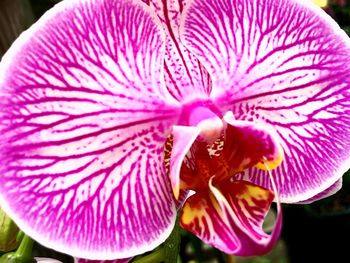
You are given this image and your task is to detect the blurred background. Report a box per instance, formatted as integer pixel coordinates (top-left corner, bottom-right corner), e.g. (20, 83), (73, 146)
(1, 0), (350, 262)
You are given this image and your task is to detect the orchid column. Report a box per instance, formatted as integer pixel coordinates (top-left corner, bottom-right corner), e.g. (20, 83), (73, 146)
(0, 0), (349, 261)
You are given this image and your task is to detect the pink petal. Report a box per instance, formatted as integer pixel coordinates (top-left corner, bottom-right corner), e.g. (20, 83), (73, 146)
(169, 125), (200, 199)
(181, 0), (350, 202)
(297, 178), (342, 204)
(143, 0), (211, 102)
(0, 0), (180, 259)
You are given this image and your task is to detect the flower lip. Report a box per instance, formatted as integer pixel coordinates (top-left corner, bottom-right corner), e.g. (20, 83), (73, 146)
(175, 107), (285, 254)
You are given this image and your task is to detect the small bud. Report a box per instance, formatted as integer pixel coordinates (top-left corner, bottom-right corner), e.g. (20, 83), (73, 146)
(0, 233), (35, 263)
(0, 208), (20, 252)
(0, 252), (36, 263)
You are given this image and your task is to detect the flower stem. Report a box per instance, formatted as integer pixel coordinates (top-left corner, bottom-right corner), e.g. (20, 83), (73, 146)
(0, 233), (35, 263)
(15, 234), (34, 260)
(132, 249), (165, 263)
(163, 217), (181, 263)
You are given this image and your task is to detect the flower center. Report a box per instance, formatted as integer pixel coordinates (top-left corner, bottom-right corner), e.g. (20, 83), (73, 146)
(166, 105), (284, 199)
(179, 139), (232, 191)
(177, 113), (284, 193)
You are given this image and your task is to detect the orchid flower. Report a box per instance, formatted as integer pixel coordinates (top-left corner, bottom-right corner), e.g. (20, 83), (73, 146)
(0, 0), (350, 261)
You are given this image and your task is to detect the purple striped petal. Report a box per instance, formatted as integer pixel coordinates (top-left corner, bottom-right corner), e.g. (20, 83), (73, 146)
(297, 178), (342, 204)
(143, 0), (211, 102)
(0, 0), (180, 259)
(180, 0), (350, 202)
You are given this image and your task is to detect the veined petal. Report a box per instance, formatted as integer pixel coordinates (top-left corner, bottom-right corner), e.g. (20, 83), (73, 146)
(0, 0), (180, 259)
(164, 135), (189, 208)
(169, 125), (200, 199)
(297, 178), (342, 204)
(181, 0), (350, 202)
(144, 0), (211, 102)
